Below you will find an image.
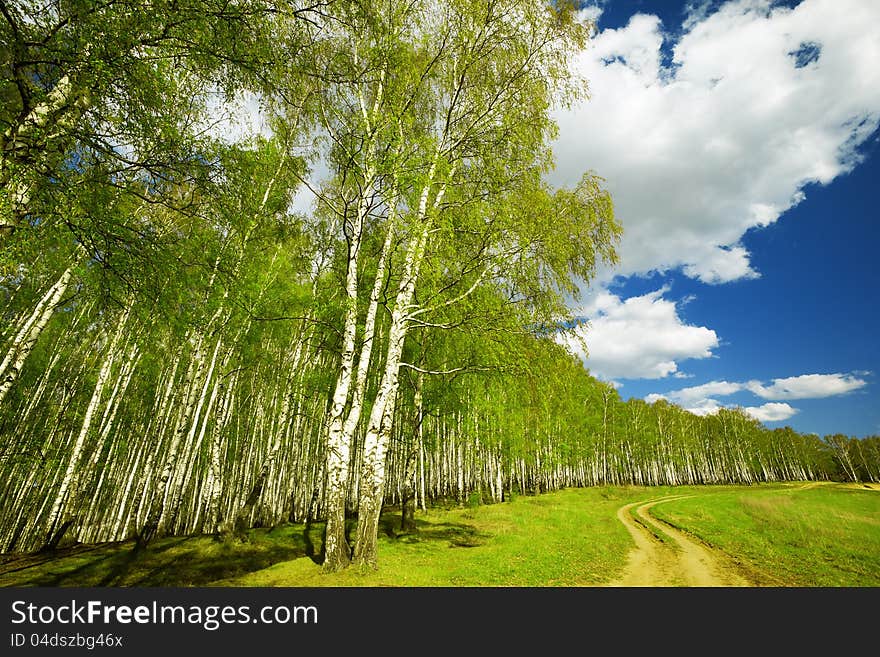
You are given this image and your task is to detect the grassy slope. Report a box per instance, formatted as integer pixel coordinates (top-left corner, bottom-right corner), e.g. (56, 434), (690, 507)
(215, 486), (653, 587)
(650, 482), (880, 586)
(0, 486), (652, 587)
(1, 483), (876, 587)
(0, 525), (310, 587)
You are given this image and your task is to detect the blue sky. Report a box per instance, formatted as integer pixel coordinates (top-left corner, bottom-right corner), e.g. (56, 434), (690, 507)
(551, 0), (880, 437)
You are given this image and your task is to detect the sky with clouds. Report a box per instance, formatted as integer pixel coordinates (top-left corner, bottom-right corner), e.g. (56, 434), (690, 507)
(210, 0), (879, 437)
(551, 0), (879, 436)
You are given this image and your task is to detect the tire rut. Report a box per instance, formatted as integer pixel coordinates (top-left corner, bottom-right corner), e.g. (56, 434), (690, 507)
(607, 495), (751, 587)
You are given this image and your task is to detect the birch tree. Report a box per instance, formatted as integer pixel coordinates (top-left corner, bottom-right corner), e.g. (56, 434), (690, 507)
(0, 0), (288, 241)
(345, 0), (617, 568)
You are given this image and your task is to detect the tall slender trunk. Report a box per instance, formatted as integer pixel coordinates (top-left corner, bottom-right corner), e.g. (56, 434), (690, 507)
(400, 371), (424, 532)
(0, 264), (75, 405)
(318, 68), (390, 571)
(353, 164), (446, 567)
(321, 208), (365, 571)
(43, 305), (129, 548)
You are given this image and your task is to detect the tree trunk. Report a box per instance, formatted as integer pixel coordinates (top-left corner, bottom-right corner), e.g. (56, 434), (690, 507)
(1, 73), (90, 237)
(0, 264), (75, 405)
(43, 305), (129, 547)
(352, 167), (444, 567)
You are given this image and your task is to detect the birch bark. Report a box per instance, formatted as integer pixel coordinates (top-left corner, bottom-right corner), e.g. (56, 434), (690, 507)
(43, 304), (130, 547)
(320, 72), (387, 572)
(0, 264), (75, 405)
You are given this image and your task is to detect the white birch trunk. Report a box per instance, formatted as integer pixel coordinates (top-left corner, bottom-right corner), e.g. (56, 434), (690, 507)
(1, 74), (90, 235)
(0, 265), (74, 405)
(321, 235), (363, 570)
(352, 164), (447, 566)
(43, 305), (129, 545)
(320, 162), (378, 570)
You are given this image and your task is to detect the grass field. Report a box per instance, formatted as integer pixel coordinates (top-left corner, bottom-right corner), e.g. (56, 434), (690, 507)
(0, 482), (876, 587)
(650, 482), (880, 586)
(215, 486), (651, 586)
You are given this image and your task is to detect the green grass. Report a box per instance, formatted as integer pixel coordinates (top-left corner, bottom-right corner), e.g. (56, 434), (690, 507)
(216, 486), (656, 587)
(0, 486), (655, 587)
(1, 483), (877, 587)
(650, 482), (880, 586)
(0, 524), (310, 587)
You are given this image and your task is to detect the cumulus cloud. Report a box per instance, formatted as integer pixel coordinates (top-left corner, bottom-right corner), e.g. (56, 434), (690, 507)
(553, 0), (880, 284)
(557, 288), (718, 380)
(645, 391), (723, 416)
(746, 373), (869, 400)
(651, 380), (743, 406)
(577, 4), (604, 26)
(742, 402), (798, 422)
(647, 372), (867, 421)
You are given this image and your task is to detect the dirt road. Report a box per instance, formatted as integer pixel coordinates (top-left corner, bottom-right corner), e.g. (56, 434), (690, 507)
(607, 495), (752, 587)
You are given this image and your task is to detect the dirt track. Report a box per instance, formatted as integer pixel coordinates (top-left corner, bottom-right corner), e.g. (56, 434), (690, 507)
(607, 495), (752, 587)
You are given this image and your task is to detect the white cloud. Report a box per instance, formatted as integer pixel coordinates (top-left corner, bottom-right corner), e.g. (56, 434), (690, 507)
(746, 373), (868, 400)
(558, 288), (718, 380)
(578, 5), (604, 26)
(658, 380), (743, 405)
(553, 0), (880, 284)
(201, 90), (273, 145)
(682, 245), (758, 284)
(646, 391), (724, 416)
(647, 372), (868, 421)
(742, 402), (798, 422)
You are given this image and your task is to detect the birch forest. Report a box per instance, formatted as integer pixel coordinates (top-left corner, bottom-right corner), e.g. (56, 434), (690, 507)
(1, 0), (877, 570)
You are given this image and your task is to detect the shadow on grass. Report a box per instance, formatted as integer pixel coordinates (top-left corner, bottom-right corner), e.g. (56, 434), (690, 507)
(0, 526), (311, 587)
(0, 510), (490, 587)
(378, 509), (488, 548)
(303, 519), (325, 566)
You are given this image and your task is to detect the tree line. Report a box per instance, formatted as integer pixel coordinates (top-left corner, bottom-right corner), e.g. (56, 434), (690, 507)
(1, 0), (876, 567)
